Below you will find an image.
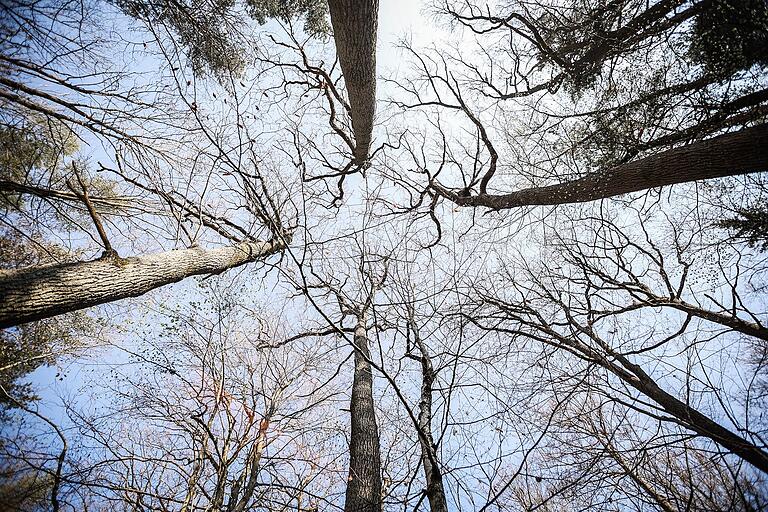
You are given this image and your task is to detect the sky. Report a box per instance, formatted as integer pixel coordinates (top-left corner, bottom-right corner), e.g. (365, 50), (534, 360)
(19, 0), (447, 450)
(378, 0), (438, 70)
(9, 1), (768, 509)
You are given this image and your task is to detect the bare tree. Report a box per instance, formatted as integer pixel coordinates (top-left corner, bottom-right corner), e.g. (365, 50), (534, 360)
(58, 280), (343, 511)
(387, 0), (768, 214)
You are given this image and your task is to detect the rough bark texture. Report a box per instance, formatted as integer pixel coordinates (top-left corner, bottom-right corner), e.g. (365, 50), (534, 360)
(344, 315), (382, 512)
(328, 0), (379, 163)
(0, 240), (284, 328)
(436, 123), (768, 209)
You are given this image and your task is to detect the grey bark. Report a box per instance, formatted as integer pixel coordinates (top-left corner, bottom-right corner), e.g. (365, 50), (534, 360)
(415, 352), (449, 512)
(328, 0), (379, 163)
(435, 123), (768, 209)
(0, 239), (285, 328)
(409, 310), (449, 512)
(344, 314), (383, 512)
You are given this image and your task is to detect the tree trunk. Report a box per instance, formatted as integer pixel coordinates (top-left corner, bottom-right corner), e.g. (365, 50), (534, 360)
(478, 299), (768, 475)
(328, 0), (379, 164)
(344, 314), (382, 512)
(0, 239), (285, 328)
(435, 123), (768, 209)
(600, 437), (677, 512)
(610, 351), (768, 475)
(416, 355), (449, 512)
(229, 416), (270, 512)
(410, 312), (449, 512)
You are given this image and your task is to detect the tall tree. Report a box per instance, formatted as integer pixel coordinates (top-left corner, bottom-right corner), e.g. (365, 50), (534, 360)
(51, 281), (342, 511)
(392, 0), (768, 213)
(0, 238), (286, 328)
(327, 0), (380, 164)
(345, 311), (383, 512)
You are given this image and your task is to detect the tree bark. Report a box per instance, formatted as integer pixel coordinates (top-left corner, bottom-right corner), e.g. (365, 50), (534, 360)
(408, 308), (449, 512)
(328, 0), (379, 164)
(344, 314), (382, 512)
(0, 239), (285, 328)
(415, 342), (449, 512)
(435, 123), (768, 209)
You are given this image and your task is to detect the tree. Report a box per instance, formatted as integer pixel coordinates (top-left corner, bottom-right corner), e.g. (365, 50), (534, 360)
(0, 238), (286, 328)
(429, 124), (768, 209)
(458, 202), (768, 474)
(345, 310), (383, 512)
(389, 0), (768, 214)
(118, 0), (379, 164)
(327, 0), (380, 164)
(292, 247), (388, 511)
(56, 280), (344, 511)
(1, 0), (299, 328)
(3, 0), (768, 510)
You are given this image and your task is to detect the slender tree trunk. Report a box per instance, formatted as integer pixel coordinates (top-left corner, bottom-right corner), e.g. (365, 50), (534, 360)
(608, 351), (768, 475)
(477, 298), (768, 475)
(230, 415), (270, 512)
(327, 0), (379, 163)
(0, 239), (285, 328)
(415, 344), (449, 512)
(344, 314), (382, 512)
(435, 123), (768, 209)
(599, 436), (676, 512)
(407, 308), (449, 512)
(0, 179), (146, 211)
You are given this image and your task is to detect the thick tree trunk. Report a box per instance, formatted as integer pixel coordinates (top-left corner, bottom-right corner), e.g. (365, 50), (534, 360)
(344, 314), (382, 512)
(435, 123), (768, 209)
(327, 0), (379, 164)
(0, 239), (285, 328)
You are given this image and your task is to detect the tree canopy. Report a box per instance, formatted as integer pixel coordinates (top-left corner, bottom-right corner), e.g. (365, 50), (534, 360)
(1, 0), (768, 510)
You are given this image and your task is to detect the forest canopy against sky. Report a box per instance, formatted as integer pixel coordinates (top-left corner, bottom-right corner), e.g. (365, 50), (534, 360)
(1, 0), (768, 510)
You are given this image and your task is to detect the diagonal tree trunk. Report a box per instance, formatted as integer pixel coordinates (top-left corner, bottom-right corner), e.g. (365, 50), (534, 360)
(328, 0), (379, 164)
(434, 123), (768, 210)
(0, 239), (285, 328)
(344, 313), (383, 512)
(599, 436), (676, 512)
(486, 301), (768, 473)
(474, 297), (768, 475)
(608, 349), (768, 475)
